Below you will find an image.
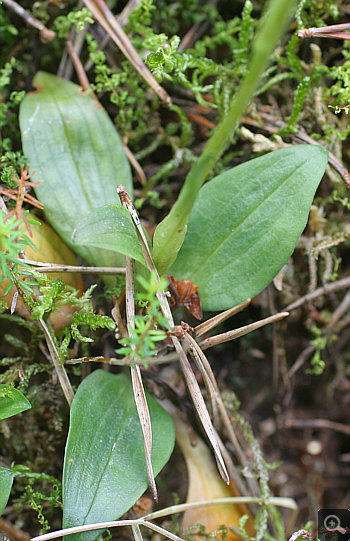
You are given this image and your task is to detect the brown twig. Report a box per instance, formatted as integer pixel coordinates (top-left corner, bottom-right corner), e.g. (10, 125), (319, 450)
(285, 418), (350, 435)
(65, 351), (180, 366)
(84, 0), (141, 72)
(2, 0), (55, 42)
(287, 344), (316, 379)
(20, 259), (126, 274)
(123, 142), (147, 186)
(39, 318), (74, 406)
(0, 166), (43, 236)
(83, 0), (172, 106)
(0, 517), (30, 541)
(284, 276), (350, 311)
(242, 113), (350, 189)
(66, 39), (92, 92)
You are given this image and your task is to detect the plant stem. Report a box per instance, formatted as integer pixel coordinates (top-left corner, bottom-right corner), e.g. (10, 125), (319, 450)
(152, 0), (297, 275)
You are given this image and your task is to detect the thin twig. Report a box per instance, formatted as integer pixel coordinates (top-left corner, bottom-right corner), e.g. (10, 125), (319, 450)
(2, 0), (55, 42)
(30, 519), (185, 541)
(284, 276), (350, 311)
(118, 0), (140, 26)
(247, 112), (350, 189)
(84, 0), (144, 72)
(58, 21), (87, 80)
(287, 345), (315, 379)
(143, 496), (297, 521)
(66, 39), (92, 92)
(123, 143), (147, 186)
(20, 259), (125, 274)
(285, 418), (350, 435)
(65, 351), (180, 366)
(327, 290), (350, 328)
(29, 498), (297, 541)
(39, 319), (74, 406)
(83, 0), (172, 106)
(142, 521), (184, 541)
(0, 517), (30, 541)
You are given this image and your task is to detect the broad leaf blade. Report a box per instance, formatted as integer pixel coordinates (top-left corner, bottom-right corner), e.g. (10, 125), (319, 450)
(73, 205), (145, 266)
(170, 145), (328, 310)
(19, 71), (132, 268)
(0, 467), (14, 516)
(62, 370), (175, 541)
(0, 384), (31, 421)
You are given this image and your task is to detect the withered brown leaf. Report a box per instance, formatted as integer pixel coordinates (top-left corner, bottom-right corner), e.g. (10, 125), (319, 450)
(167, 275), (203, 320)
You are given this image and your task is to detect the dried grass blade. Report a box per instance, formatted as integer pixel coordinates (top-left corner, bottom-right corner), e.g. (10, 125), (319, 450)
(83, 0), (172, 105)
(125, 257), (157, 500)
(297, 23), (350, 39)
(200, 311), (289, 350)
(142, 521), (186, 541)
(117, 186), (229, 484)
(183, 335), (219, 425)
(172, 335), (229, 484)
(131, 524), (143, 541)
(183, 333), (250, 470)
(117, 185), (174, 322)
(39, 318), (74, 406)
(194, 299), (251, 337)
(131, 365), (157, 500)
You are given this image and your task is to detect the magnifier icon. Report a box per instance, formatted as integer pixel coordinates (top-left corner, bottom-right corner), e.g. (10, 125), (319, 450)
(324, 515), (347, 535)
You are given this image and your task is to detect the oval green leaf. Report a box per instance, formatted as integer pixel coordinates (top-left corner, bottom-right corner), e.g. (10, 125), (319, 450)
(73, 205), (145, 266)
(0, 467), (14, 516)
(62, 370), (175, 541)
(0, 384), (31, 421)
(19, 71), (132, 269)
(170, 145), (328, 310)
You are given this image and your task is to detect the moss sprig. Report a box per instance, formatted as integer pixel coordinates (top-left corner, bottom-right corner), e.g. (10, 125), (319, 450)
(54, 8), (94, 39)
(116, 273), (170, 363)
(0, 211), (38, 295)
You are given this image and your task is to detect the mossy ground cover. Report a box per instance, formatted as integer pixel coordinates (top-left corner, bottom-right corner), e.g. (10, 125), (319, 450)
(0, 0), (349, 538)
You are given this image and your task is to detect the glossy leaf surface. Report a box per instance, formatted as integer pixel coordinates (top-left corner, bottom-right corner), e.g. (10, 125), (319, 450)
(72, 205), (145, 266)
(170, 145), (328, 310)
(19, 71), (132, 268)
(62, 370), (175, 541)
(0, 384), (31, 421)
(0, 467), (14, 516)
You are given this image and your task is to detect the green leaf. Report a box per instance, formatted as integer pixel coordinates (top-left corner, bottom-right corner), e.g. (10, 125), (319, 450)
(0, 384), (31, 420)
(19, 71), (132, 269)
(151, 0), (297, 275)
(0, 467), (14, 516)
(170, 145), (328, 310)
(72, 205), (146, 266)
(62, 370), (175, 541)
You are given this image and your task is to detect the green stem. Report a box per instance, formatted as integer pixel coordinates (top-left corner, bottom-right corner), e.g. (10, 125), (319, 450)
(152, 0), (297, 275)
